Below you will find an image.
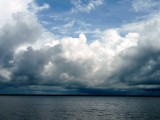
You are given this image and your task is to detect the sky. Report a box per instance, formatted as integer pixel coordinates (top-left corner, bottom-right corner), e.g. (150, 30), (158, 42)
(0, 0), (160, 95)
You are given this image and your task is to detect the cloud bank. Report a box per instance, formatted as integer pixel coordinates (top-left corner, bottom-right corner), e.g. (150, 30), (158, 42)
(0, 0), (160, 95)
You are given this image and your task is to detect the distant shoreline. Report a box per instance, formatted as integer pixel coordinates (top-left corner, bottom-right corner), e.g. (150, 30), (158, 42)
(0, 94), (160, 97)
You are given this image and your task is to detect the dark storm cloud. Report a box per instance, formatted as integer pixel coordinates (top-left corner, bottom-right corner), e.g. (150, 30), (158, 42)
(12, 47), (49, 85)
(8, 44), (88, 90)
(115, 46), (160, 85)
(111, 23), (160, 88)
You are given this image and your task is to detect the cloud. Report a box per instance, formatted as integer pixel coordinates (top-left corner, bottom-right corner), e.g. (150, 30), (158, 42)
(29, 2), (50, 13)
(115, 16), (160, 86)
(51, 20), (91, 35)
(0, 0), (33, 27)
(71, 0), (103, 13)
(0, 1), (43, 84)
(0, 12), (42, 67)
(51, 20), (76, 34)
(132, 0), (160, 12)
(0, 0), (160, 95)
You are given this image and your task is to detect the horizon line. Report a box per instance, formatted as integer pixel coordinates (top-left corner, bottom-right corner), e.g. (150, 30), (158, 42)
(0, 94), (160, 97)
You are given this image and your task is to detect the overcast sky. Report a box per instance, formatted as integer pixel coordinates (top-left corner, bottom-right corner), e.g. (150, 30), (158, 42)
(0, 0), (160, 95)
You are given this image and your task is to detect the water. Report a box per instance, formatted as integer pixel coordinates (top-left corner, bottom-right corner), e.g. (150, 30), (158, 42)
(0, 96), (160, 120)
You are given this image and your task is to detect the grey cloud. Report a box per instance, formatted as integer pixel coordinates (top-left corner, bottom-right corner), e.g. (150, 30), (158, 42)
(110, 19), (160, 88)
(0, 12), (42, 84)
(115, 46), (160, 85)
(0, 12), (42, 67)
(12, 47), (49, 85)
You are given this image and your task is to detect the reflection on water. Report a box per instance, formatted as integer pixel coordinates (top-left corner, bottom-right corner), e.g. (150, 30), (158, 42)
(0, 96), (160, 120)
